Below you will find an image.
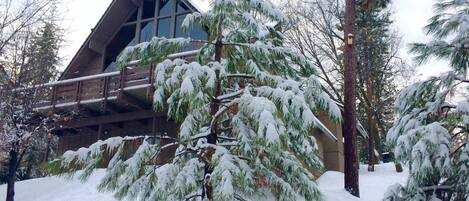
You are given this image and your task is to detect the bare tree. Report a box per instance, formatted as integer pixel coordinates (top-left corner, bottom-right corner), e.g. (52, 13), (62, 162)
(282, 0), (345, 103)
(282, 0), (414, 170)
(0, 0), (57, 54)
(0, 1), (61, 200)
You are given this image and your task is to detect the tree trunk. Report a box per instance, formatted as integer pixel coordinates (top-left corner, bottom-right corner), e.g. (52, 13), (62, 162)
(203, 28), (223, 200)
(6, 150), (18, 201)
(44, 136), (51, 162)
(372, 94), (381, 155)
(366, 80), (375, 172)
(365, 39), (375, 172)
(344, 0), (359, 197)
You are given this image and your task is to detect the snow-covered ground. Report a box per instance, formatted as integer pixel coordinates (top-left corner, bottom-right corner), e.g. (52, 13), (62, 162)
(318, 163), (408, 201)
(0, 163), (407, 201)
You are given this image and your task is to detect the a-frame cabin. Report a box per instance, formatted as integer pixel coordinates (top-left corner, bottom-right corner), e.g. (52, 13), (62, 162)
(34, 0), (346, 172)
(35, 0), (208, 163)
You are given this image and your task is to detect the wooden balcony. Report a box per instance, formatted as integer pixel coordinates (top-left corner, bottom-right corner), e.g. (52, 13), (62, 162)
(34, 65), (153, 111)
(33, 50), (198, 112)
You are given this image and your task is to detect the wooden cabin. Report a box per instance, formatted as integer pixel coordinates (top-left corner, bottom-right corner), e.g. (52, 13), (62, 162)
(34, 0), (346, 172)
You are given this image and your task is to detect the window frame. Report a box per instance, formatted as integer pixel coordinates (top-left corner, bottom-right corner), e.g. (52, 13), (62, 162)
(120, 0), (193, 41)
(103, 0), (200, 72)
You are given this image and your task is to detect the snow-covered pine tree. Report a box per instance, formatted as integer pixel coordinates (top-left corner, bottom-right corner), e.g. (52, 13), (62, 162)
(49, 0), (342, 201)
(409, 0), (469, 75)
(384, 0), (469, 200)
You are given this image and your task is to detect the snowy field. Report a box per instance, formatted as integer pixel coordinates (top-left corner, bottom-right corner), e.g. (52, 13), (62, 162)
(0, 163), (407, 201)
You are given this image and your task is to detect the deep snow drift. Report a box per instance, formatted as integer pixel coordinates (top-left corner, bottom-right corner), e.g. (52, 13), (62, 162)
(0, 163), (407, 201)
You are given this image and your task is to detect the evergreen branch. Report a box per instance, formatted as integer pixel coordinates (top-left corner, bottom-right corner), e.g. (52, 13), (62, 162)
(191, 131), (211, 141)
(451, 142), (467, 157)
(175, 147), (200, 157)
(150, 142), (179, 163)
(218, 136), (237, 141)
(218, 142), (239, 147)
(225, 74), (255, 79)
(215, 89), (244, 101)
(209, 98), (240, 132)
(234, 193), (250, 201)
(420, 185), (453, 191)
(185, 194), (202, 201)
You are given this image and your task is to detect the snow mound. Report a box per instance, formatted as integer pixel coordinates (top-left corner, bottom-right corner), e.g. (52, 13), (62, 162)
(0, 170), (115, 201)
(0, 163), (407, 201)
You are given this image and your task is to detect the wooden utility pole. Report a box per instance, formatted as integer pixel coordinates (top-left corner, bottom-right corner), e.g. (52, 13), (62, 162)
(344, 0), (360, 197)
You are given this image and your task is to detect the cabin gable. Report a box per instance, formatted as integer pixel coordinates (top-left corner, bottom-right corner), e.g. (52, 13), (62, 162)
(62, 0), (206, 79)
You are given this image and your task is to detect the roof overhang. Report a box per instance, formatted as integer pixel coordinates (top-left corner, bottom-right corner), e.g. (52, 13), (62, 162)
(61, 0), (143, 80)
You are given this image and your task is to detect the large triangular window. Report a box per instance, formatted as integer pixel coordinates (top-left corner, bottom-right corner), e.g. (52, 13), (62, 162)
(103, 0), (208, 72)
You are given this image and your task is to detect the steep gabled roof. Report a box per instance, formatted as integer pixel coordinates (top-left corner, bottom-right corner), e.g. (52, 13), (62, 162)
(61, 0), (203, 80)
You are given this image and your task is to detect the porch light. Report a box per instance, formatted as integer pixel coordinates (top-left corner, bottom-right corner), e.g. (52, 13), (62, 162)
(347, 33), (354, 46)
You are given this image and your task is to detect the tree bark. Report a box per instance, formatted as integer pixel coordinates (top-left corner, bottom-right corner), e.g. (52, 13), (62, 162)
(344, 0), (360, 197)
(364, 26), (376, 172)
(203, 26), (223, 201)
(6, 150), (18, 201)
(366, 77), (375, 172)
(371, 94), (381, 155)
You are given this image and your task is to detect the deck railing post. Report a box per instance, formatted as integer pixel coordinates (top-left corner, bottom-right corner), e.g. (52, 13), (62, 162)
(75, 81), (82, 105)
(118, 67), (127, 99)
(103, 76), (110, 100)
(50, 85), (57, 109)
(147, 64), (155, 98)
(101, 76), (110, 113)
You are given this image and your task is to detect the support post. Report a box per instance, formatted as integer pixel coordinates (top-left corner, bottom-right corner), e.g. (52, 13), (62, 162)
(74, 81), (82, 112)
(118, 67), (127, 99)
(101, 76), (110, 114)
(151, 116), (157, 144)
(51, 85), (57, 109)
(98, 124), (103, 141)
(147, 64), (155, 99)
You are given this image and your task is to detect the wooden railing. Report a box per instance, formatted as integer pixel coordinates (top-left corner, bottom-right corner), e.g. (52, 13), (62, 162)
(33, 50), (198, 110)
(34, 64), (154, 109)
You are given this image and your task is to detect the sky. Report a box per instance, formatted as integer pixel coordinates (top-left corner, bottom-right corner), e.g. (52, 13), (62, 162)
(391, 0), (451, 80)
(58, 0), (112, 67)
(59, 0), (451, 80)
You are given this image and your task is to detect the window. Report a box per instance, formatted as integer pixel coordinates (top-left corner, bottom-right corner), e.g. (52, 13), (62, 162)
(104, 24), (136, 72)
(175, 14), (187, 38)
(140, 20), (154, 42)
(142, 0), (156, 19)
(189, 21), (208, 40)
(158, 0), (173, 16)
(157, 17), (171, 38)
(103, 0), (209, 72)
(176, 14), (207, 40)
